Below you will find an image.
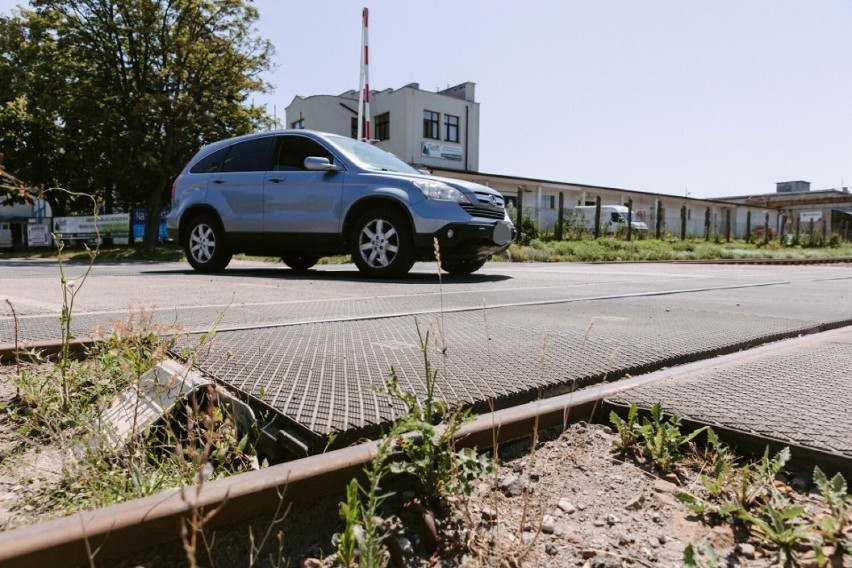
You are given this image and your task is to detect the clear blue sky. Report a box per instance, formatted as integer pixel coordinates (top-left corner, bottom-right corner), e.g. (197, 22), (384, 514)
(2, 1), (851, 198)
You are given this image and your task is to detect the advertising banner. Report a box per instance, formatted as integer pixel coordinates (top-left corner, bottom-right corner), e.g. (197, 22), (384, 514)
(53, 214), (130, 239)
(799, 211), (822, 223)
(132, 207), (169, 241)
(421, 141), (463, 161)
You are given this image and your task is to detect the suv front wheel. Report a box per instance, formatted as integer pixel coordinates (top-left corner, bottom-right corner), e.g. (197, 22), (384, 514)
(184, 214), (232, 273)
(351, 208), (415, 278)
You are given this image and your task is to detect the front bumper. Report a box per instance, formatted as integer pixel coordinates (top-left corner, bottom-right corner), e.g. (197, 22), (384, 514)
(413, 220), (516, 262)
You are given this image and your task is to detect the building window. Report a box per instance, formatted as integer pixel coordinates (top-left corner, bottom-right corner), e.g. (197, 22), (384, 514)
(423, 110), (439, 139)
(375, 112), (390, 141)
(291, 118), (304, 129)
(350, 117), (359, 139)
(444, 114), (459, 142)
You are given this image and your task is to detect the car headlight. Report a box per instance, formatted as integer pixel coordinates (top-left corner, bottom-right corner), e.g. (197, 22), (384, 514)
(412, 180), (471, 204)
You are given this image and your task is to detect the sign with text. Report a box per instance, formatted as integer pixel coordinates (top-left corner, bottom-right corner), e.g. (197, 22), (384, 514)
(132, 207), (169, 240)
(27, 222), (52, 247)
(53, 214), (130, 239)
(421, 141), (463, 161)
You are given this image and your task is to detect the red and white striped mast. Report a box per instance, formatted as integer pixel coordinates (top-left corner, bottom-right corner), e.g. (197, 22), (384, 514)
(357, 7), (371, 141)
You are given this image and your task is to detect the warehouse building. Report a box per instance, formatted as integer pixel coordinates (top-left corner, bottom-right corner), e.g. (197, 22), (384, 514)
(291, 82), (852, 241)
(286, 81), (480, 172)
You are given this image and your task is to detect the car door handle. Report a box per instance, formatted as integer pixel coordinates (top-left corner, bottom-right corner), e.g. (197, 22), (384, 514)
(211, 178), (225, 184)
(268, 177), (284, 183)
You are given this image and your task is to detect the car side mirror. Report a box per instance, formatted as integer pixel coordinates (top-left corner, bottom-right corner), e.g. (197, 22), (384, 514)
(304, 156), (340, 172)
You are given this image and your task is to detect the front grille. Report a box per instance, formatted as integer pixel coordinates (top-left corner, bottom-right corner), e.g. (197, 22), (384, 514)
(460, 203), (506, 220)
(460, 190), (506, 220)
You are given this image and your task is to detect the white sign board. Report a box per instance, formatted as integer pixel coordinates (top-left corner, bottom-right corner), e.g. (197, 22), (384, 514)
(27, 222), (52, 247)
(53, 214), (130, 239)
(421, 141), (463, 161)
(799, 211), (822, 223)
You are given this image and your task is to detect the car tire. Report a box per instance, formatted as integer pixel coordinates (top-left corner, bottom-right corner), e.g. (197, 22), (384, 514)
(441, 258), (487, 275)
(184, 214), (232, 273)
(351, 208), (415, 278)
(281, 254), (320, 272)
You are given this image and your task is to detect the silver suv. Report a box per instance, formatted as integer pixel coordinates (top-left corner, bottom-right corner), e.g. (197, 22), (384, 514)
(166, 130), (515, 277)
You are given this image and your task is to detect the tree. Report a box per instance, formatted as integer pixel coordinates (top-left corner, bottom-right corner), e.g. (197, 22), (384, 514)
(0, 0), (273, 249)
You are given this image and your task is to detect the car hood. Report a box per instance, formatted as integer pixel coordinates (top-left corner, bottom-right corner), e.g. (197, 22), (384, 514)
(368, 171), (503, 199)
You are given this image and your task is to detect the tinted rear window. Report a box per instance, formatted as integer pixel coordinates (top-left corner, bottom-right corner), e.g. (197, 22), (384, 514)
(189, 146), (229, 174)
(221, 138), (274, 173)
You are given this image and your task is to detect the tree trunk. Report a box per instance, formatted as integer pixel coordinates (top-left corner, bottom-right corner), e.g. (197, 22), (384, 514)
(142, 126), (175, 252)
(142, 187), (163, 252)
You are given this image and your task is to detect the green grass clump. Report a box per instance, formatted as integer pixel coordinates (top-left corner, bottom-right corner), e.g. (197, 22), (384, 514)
(498, 238), (852, 263)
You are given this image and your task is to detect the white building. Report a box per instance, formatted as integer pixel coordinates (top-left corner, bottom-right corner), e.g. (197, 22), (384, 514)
(0, 191), (53, 248)
(286, 82), (480, 172)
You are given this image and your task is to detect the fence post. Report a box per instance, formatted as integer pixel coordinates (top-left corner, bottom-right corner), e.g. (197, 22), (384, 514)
(764, 212), (770, 245)
(745, 210), (751, 243)
(594, 196), (601, 239)
(704, 208), (711, 241)
(627, 199), (633, 242)
(725, 209), (731, 242)
(555, 191), (564, 241)
(656, 201), (663, 240)
(680, 205), (687, 240)
(516, 188), (523, 231)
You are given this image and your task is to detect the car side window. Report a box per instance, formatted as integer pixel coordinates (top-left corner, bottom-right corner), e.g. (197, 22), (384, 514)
(221, 137), (274, 173)
(189, 146), (230, 173)
(274, 136), (334, 171)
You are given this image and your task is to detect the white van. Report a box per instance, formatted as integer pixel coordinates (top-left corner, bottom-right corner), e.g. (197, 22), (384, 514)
(0, 222), (12, 249)
(570, 205), (648, 234)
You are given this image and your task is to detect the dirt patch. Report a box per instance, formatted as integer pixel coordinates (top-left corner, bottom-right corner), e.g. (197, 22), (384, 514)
(126, 423), (845, 568)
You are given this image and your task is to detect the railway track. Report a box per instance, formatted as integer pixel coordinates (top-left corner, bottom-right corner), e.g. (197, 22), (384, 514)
(0, 341), (849, 567)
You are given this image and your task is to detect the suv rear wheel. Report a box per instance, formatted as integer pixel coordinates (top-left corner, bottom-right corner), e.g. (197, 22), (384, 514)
(351, 208), (415, 278)
(184, 214), (232, 272)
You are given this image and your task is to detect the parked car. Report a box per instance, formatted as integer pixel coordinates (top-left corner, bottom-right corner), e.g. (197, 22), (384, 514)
(166, 130), (515, 277)
(570, 205), (648, 234)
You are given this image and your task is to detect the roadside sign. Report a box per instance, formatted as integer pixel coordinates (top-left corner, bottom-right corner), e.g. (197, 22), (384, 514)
(799, 211), (822, 223)
(27, 222), (52, 247)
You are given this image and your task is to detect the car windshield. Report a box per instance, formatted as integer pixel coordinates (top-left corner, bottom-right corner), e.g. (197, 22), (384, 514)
(325, 135), (419, 174)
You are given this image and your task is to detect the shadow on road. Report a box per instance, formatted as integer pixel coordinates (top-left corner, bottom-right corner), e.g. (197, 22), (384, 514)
(143, 265), (514, 285)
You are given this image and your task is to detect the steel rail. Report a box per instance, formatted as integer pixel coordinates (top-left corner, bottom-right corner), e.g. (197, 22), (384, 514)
(1, 329), (850, 567)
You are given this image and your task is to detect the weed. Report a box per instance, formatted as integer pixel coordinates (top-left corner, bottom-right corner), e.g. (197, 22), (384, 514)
(811, 466), (852, 556)
(739, 490), (812, 566)
(683, 542), (721, 568)
(385, 326), (492, 503)
(676, 446), (791, 523)
(336, 479), (362, 567)
(335, 324), (493, 565)
(610, 402), (706, 471)
(610, 402), (642, 452)
(51, 188), (100, 411)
